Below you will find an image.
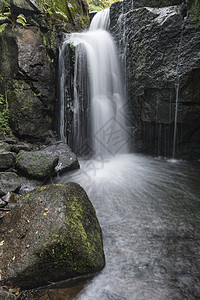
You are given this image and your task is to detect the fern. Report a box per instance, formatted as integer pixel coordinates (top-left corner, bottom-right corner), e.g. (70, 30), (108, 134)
(16, 14), (27, 26)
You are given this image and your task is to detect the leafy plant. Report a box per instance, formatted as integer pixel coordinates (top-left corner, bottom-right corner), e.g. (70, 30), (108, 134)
(88, 0), (118, 11)
(0, 10), (27, 35)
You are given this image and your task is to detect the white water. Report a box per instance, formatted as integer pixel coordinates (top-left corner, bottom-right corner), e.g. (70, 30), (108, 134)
(172, 17), (186, 159)
(59, 9), (129, 156)
(56, 9), (200, 300)
(54, 154), (200, 299)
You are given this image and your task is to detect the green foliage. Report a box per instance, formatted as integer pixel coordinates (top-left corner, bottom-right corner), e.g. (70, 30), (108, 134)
(16, 14), (27, 26)
(88, 0), (119, 11)
(0, 0), (10, 13)
(0, 10), (27, 35)
(35, 0), (69, 24)
(0, 93), (12, 136)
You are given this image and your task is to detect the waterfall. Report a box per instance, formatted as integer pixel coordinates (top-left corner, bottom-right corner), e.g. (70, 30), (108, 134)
(59, 8), (129, 157)
(172, 17), (186, 159)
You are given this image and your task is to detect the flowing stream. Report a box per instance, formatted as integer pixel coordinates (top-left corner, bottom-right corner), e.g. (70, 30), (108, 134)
(56, 9), (200, 300)
(55, 154), (200, 299)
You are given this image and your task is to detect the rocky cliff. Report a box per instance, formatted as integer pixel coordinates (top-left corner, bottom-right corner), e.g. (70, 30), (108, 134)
(110, 0), (200, 158)
(0, 0), (89, 143)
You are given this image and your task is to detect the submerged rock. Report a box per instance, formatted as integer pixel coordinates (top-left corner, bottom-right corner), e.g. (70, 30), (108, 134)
(0, 172), (21, 197)
(16, 150), (59, 179)
(1, 183), (105, 289)
(41, 142), (80, 174)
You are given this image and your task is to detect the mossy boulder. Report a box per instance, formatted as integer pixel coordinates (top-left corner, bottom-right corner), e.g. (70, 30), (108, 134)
(0, 151), (16, 170)
(0, 172), (21, 196)
(1, 183), (105, 289)
(41, 142), (80, 174)
(16, 150), (59, 179)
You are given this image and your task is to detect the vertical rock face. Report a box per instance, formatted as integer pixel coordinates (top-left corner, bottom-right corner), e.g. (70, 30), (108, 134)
(0, 0), (89, 143)
(110, 0), (200, 158)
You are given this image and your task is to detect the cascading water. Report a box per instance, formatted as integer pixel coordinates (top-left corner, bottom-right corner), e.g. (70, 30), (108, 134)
(172, 17), (186, 159)
(59, 8), (129, 157)
(54, 9), (200, 300)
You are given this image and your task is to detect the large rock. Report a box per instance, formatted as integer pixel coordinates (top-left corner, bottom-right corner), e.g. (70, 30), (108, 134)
(0, 172), (21, 196)
(0, 0), (89, 143)
(10, 0), (40, 14)
(0, 151), (16, 170)
(41, 142), (80, 174)
(16, 150), (59, 179)
(0, 183), (105, 289)
(110, 1), (200, 158)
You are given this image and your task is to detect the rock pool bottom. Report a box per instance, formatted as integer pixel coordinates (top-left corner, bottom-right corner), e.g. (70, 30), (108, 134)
(53, 153), (200, 300)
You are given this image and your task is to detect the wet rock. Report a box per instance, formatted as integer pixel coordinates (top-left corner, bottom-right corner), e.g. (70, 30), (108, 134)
(41, 142), (80, 174)
(1, 182), (105, 289)
(110, 2), (200, 158)
(0, 151), (16, 170)
(2, 192), (20, 204)
(0, 199), (7, 208)
(11, 0), (40, 14)
(0, 142), (11, 152)
(19, 177), (43, 195)
(11, 142), (35, 153)
(0, 289), (16, 300)
(16, 150), (59, 179)
(0, 172), (21, 197)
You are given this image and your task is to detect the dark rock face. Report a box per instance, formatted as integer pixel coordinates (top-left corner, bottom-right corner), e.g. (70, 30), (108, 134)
(1, 183), (105, 289)
(41, 142), (80, 174)
(16, 150), (59, 179)
(0, 151), (16, 170)
(0, 0), (89, 143)
(110, 1), (200, 158)
(0, 172), (21, 196)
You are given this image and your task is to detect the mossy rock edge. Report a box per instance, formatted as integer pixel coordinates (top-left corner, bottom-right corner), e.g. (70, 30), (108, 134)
(1, 182), (105, 289)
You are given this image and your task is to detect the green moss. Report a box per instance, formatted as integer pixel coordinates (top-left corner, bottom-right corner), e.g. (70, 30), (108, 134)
(187, 0), (200, 29)
(0, 92), (12, 136)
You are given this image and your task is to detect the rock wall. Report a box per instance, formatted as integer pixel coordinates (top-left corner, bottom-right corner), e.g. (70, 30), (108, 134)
(0, 0), (89, 143)
(110, 0), (200, 158)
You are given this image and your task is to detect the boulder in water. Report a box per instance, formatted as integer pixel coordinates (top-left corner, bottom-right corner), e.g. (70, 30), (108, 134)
(41, 142), (80, 174)
(1, 183), (105, 289)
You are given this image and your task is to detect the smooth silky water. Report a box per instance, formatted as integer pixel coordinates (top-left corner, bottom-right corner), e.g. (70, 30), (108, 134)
(57, 9), (200, 300)
(54, 154), (200, 299)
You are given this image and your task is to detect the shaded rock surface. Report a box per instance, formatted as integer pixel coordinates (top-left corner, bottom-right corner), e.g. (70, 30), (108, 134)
(0, 151), (16, 170)
(16, 150), (59, 179)
(0, 172), (21, 197)
(110, 0), (200, 158)
(0, 289), (16, 300)
(0, 0), (89, 143)
(0, 183), (105, 289)
(41, 142), (80, 174)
